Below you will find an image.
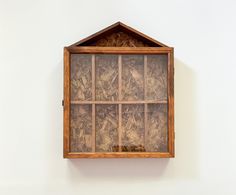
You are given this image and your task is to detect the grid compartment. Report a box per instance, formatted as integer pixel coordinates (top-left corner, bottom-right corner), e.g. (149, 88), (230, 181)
(146, 55), (168, 101)
(145, 104), (168, 152)
(70, 54), (92, 101)
(70, 104), (92, 152)
(122, 55), (144, 101)
(121, 104), (145, 152)
(95, 55), (119, 101)
(95, 104), (119, 152)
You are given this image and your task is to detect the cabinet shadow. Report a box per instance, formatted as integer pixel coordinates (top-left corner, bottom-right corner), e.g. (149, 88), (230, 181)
(66, 58), (199, 180)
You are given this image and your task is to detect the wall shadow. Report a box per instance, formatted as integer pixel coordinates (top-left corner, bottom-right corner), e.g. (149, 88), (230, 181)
(67, 158), (170, 180)
(63, 58), (199, 181)
(166, 58), (199, 179)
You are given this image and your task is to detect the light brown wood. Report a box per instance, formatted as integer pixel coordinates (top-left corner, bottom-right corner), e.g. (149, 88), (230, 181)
(67, 46), (173, 54)
(118, 104), (122, 152)
(144, 55), (148, 149)
(168, 49), (175, 157)
(92, 104), (95, 152)
(118, 55), (122, 152)
(64, 152), (172, 158)
(144, 103), (148, 149)
(70, 100), (167, 104)
(118, 55), (122, 100)
(91, 55), (96, 152)
(63, 48), (70, 157)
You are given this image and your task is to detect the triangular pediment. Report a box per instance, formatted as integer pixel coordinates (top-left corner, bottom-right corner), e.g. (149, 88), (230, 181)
(70, 22), (168, 47)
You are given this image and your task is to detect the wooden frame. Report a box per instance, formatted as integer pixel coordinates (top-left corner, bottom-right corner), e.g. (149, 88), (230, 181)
(63, 22), (174, 158)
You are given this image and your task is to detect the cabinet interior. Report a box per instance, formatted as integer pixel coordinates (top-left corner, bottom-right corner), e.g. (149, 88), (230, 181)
(70, 54), (168, 153)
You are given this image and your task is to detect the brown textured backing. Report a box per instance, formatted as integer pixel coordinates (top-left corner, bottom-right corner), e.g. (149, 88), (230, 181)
(122, 55), (144, 100)
(67, 51), (172, 157)
(95, 55), (118, 101)
(145, 104), (168, 152)
(70, 54), (92, 101)
(121, 104), (145, 152)
(146, 55), (167, 100)
(95, 105), (119, 152)
(92, 32), (149, 47)
(70, 104), (92, 152)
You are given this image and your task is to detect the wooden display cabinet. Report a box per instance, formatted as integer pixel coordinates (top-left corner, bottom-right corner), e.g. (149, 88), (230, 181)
(63, 22), (174, 158)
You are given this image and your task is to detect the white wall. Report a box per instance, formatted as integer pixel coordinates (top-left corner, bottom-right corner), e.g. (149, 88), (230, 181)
(1, 0), (236, 194)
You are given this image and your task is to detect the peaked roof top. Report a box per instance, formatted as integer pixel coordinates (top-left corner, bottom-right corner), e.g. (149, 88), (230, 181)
(70, 22), (168, 47)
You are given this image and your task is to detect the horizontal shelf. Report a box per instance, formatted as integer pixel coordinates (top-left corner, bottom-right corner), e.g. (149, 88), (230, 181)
(70, 100), (167, 104)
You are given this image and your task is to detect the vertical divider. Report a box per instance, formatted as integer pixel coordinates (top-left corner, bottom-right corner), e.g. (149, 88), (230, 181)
(118, 104), (122, 152)
(118, 55), (122, 152)
(144, 55), (148, 150)
(92, 55), (96, 152)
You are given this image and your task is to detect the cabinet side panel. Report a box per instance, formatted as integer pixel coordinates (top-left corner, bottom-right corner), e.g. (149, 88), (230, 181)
(64, 48), (70, 157)
(168, 50), (175, 157)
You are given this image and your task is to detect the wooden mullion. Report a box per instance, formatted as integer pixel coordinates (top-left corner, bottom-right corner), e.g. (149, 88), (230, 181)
(92, 104), (96, 152)
(118, 55), (122, 101)
(92, 55), (95, 101)
(144, 55), (148, 148)
(92, 55), (96, 152)
(118, 55), (122, 152)
(118, 104), (122, 152)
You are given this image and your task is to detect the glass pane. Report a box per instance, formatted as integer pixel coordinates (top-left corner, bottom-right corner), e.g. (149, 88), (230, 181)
(95, 55), (118, 101)
(96, 104), (119, 152)
(70, 54), (92, 101)
(146, 55), (168, 101)
(121, 104), (145, 152)
(145, 104), (168, 152)
(122, 55), (144, 100)
(70, 104), (92, 152)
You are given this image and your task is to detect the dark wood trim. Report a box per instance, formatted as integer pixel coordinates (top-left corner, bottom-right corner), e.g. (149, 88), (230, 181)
(63, 47), (70, 158)
(64, 152), (173, 158)
(168, 48), (175, 157)
(66, 46), (173, 54)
